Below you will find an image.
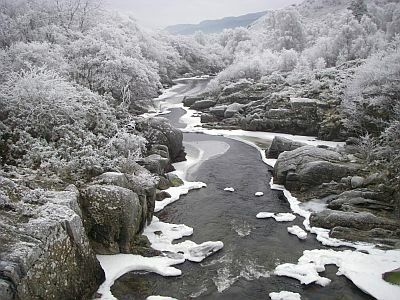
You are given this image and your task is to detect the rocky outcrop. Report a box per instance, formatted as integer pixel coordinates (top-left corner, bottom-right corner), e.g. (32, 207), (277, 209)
(274, 146), (357, 191)
(0, 177), (104, 300)
(310, 209), (400, 231)
(266, 136), (307, 159)
(135, 117), (185, 162)
(273, 143), (400, 247)
(192, 73), (350, 140)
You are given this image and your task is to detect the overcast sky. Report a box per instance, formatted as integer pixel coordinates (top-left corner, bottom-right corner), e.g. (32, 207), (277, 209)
(104, 0), (303, 29)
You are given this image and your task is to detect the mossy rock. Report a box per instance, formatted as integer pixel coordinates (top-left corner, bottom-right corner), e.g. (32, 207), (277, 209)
(383, 268), (400, 285)
(167, 173), (184, 187)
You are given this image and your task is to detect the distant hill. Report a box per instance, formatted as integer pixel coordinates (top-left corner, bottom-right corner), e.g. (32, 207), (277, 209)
(165, 11), (268, 35)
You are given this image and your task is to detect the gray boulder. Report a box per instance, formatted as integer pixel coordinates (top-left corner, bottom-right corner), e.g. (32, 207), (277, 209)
(80, 185), (142, 254)
(266, 136), (307, 159)
(351, 176), (365, 188)
(210, 105), (227, 117)
(201, 113), (219, 123)
(190, 99), (216, 110)
(274, 146), (356, 190)
(138, 154), (169, 175)
(0, 185), (104, 300)
(95, 169), (157, 226)
(224, 103), (244, 118)
(183, 95), (203, 107)
(310, 209), (400, 231)
(135, 117), (185, 162)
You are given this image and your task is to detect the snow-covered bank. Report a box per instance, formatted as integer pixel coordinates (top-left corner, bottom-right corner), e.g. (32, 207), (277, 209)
(275, 249), (400, 300)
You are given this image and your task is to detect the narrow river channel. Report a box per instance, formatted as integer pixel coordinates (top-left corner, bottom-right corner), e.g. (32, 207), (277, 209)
(112, 78), (374, 300)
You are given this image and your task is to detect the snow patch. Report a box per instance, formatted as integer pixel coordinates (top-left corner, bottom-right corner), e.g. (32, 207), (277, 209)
(255, 192), (264, 197)
(144, 217), (223, 263)
(224, 187), (235, 192)
(96, 254), (184, 300)
(269, 291), (302, 300)
(287, 225), (307, 240)
(257, 212), (296, 222)
(155, 180), (206, 212)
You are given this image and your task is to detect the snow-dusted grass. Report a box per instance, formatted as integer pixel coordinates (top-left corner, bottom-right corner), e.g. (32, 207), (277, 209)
(287, 226), (307, 240)
(96, 254), (184, 300)
(144, 217), (224, 262)
(256, 212), (296, 222)
(269, 291), (301, 300)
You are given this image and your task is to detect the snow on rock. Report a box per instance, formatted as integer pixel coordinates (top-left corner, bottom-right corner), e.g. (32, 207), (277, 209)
(287, 225), (307, 240)
(144, 217), (224, 263)
(255, 192), (264, 197)
(224, 187), (235, 192)
(96, 254), (184, 300)
(155, 180), (206, 212)
(269, 291), (302, 300)
(257, 212), (296, 222)
(275, 249), (400, 300)
(147, 296), (178, 300)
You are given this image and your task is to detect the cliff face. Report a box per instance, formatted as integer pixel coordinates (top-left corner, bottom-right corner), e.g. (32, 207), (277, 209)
(0, 117), (186, 300)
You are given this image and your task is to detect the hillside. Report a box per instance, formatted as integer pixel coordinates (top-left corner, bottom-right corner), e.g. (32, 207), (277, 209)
(165, 11), (268, 35)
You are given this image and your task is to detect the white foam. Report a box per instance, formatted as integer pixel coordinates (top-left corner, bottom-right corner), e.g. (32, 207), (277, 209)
(96, 254), (184, 300)
(287, 226), (307, 240)
(269, 291), (302, 300)
(257, 212), (296, 222)
(230, 219), (252, 237)
(255, 192), (264, 197)
(144, 217), (224, 263)
(224, 187), (235, 192)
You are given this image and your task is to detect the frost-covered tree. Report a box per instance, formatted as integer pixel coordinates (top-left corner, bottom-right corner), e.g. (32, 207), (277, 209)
(342, 45), (400, 135)
(349, 0), (368, 22)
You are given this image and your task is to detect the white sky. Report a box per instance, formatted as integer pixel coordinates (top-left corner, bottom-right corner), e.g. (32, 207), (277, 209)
(104, 0), (303, 29)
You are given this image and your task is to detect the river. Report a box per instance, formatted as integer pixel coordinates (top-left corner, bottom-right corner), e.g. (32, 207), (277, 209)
(111, 78), (375, 300)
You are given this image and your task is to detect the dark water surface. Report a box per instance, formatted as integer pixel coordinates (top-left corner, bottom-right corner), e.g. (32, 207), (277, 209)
(112, 79), (373, 300)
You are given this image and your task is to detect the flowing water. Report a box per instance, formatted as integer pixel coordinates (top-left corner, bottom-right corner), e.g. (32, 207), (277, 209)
(112, 78), (373, 300)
